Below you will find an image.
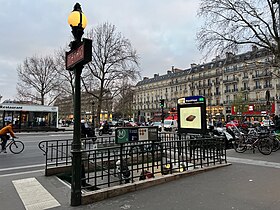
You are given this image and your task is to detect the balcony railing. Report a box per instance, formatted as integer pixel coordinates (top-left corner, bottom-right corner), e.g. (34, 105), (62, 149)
(263, 84), (273, 89)
(223, 78), (239, 83)
(252, 72), (272, 79)
(253, 85), (262, 90)
(241, 87), (250, 91)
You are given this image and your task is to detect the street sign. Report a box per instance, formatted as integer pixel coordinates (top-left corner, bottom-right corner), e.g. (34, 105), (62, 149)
(177, 95), (207, 134)
(66, 38), (92, 70)
(115, 127), (158, 144)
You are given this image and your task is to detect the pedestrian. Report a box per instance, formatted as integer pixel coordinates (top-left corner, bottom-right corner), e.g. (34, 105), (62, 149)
(0, 122), (17, 153)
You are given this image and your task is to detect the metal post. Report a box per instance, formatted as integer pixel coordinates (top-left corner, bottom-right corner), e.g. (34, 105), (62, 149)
(71, 65), (82, 206)
(161, 105), (164, 131)
(92, 101), (97, 141)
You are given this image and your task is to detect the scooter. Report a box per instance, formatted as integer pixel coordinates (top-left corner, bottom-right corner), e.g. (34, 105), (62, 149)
(212, 127), (234, 149)
(98, 126), (113, 136)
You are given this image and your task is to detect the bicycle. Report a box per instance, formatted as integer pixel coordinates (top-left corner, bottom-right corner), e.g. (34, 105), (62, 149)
(249, 127), (280, 152)
(234, 131), (273, 155)
(0, 137), (24, 154)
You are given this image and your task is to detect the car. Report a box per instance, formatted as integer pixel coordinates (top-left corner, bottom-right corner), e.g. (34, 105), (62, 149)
(226, 120), (249, 129)
(225, 120), (239, 128)
(261, 120), (274, 127)
(151, 121), (162, 131)
(124, 121), (137, 127)
(163, 120), (178, 131)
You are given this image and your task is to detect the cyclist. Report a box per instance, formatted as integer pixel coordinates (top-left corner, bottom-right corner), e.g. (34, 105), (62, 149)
(0, 122), (17, 153)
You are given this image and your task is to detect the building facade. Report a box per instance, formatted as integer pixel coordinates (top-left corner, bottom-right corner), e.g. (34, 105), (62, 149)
(54, 91), (113, 124)
(133, 47), (280, 123)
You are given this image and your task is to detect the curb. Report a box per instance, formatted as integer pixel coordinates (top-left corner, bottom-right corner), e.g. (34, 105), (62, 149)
(81, 163), (231, 205)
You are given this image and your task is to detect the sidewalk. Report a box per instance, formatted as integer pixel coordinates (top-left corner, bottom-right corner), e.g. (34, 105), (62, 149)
(2, 149), (280, 210)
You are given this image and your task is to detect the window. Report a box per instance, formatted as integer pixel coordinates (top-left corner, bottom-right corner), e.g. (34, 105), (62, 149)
(255, 81), (260, 88)
(226, 95), (230, 102)
(244, 94), (248, 101)
(255, 70), (259, 76)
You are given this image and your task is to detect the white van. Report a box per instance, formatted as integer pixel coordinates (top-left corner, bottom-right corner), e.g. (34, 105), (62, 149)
(163, 120), (178, 131)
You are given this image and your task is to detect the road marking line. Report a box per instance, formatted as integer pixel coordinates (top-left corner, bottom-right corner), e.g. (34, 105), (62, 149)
(0, 169), (44, 178)
(0, 163), (45, 172)
(227, 157), (280, 168)
(49, 134), (72, 137)
(13, 177), (60, 210)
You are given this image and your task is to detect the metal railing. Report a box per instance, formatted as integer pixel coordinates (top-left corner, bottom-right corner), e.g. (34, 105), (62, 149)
(39, 133), (227, 191)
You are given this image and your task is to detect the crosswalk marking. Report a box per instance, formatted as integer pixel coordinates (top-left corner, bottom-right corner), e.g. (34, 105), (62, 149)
(12, 177), (60, 210)
(227, 157), (280, 168)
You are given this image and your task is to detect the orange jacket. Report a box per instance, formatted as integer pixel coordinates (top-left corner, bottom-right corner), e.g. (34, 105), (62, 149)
(0, 125), (16, 138)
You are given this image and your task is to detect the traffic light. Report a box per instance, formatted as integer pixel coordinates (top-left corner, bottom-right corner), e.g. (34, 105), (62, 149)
(160, 99), (165, 107)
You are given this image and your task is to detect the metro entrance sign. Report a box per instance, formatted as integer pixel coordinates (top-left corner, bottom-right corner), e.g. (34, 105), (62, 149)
(177, 95), (207, 134)
(66, 38), (92, 70)
(115, 127), (158, 144)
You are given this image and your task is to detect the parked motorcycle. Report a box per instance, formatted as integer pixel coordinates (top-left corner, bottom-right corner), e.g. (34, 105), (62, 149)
(210, 127), (234, 149)
(98, 126), (113, 136)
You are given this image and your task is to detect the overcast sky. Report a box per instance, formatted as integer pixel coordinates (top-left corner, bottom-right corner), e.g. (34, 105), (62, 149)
(0, 0), (203, 102)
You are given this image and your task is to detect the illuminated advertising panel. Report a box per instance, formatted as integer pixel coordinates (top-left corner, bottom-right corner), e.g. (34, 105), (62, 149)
(177, 96), (207, 134)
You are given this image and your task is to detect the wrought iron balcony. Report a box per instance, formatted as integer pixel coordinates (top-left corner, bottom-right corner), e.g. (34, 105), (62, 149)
(241, 87), (250, 91)
(223, 77), (239, 83)
(252, 72), (272, 79)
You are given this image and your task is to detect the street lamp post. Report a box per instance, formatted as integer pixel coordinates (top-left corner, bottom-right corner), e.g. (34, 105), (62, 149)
(66, 3), (92, 206)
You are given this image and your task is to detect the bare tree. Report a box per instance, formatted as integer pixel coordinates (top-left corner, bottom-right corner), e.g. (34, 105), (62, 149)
(82, 22), (140, 124)
(17, 55), (62, 105)
(53, 47), (76, 103)
(197, 0), (280, 64)
(113, 79), (135, 120)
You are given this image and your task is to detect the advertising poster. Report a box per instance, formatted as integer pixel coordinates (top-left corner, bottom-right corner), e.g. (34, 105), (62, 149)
(180, 107), (202, 129)
(138, 128), (149, 141)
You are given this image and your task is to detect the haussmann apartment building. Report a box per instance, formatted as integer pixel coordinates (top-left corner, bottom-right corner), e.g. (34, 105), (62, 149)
(133, 46), (280, 124)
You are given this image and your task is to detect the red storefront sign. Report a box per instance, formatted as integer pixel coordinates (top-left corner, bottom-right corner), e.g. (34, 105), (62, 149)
(231, 103), (275, 116)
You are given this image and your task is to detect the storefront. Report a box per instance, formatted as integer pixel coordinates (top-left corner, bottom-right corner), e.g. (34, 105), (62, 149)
(230, 102), (275, 122)
(0, 103), (58, 131)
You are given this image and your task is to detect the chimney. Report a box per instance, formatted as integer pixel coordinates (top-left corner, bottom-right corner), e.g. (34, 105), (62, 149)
(154, 73), (159, 78)
(167, 70), (172, 75)
(252, 45), (258, 52)
(226, 52), (234, 58)
(191, 63), (197, 68)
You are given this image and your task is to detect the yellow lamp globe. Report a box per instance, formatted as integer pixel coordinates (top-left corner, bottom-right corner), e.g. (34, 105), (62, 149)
(68, 11), (87, 29)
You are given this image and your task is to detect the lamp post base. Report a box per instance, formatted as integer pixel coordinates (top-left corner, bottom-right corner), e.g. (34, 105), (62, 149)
(71, 150), (82, 206)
